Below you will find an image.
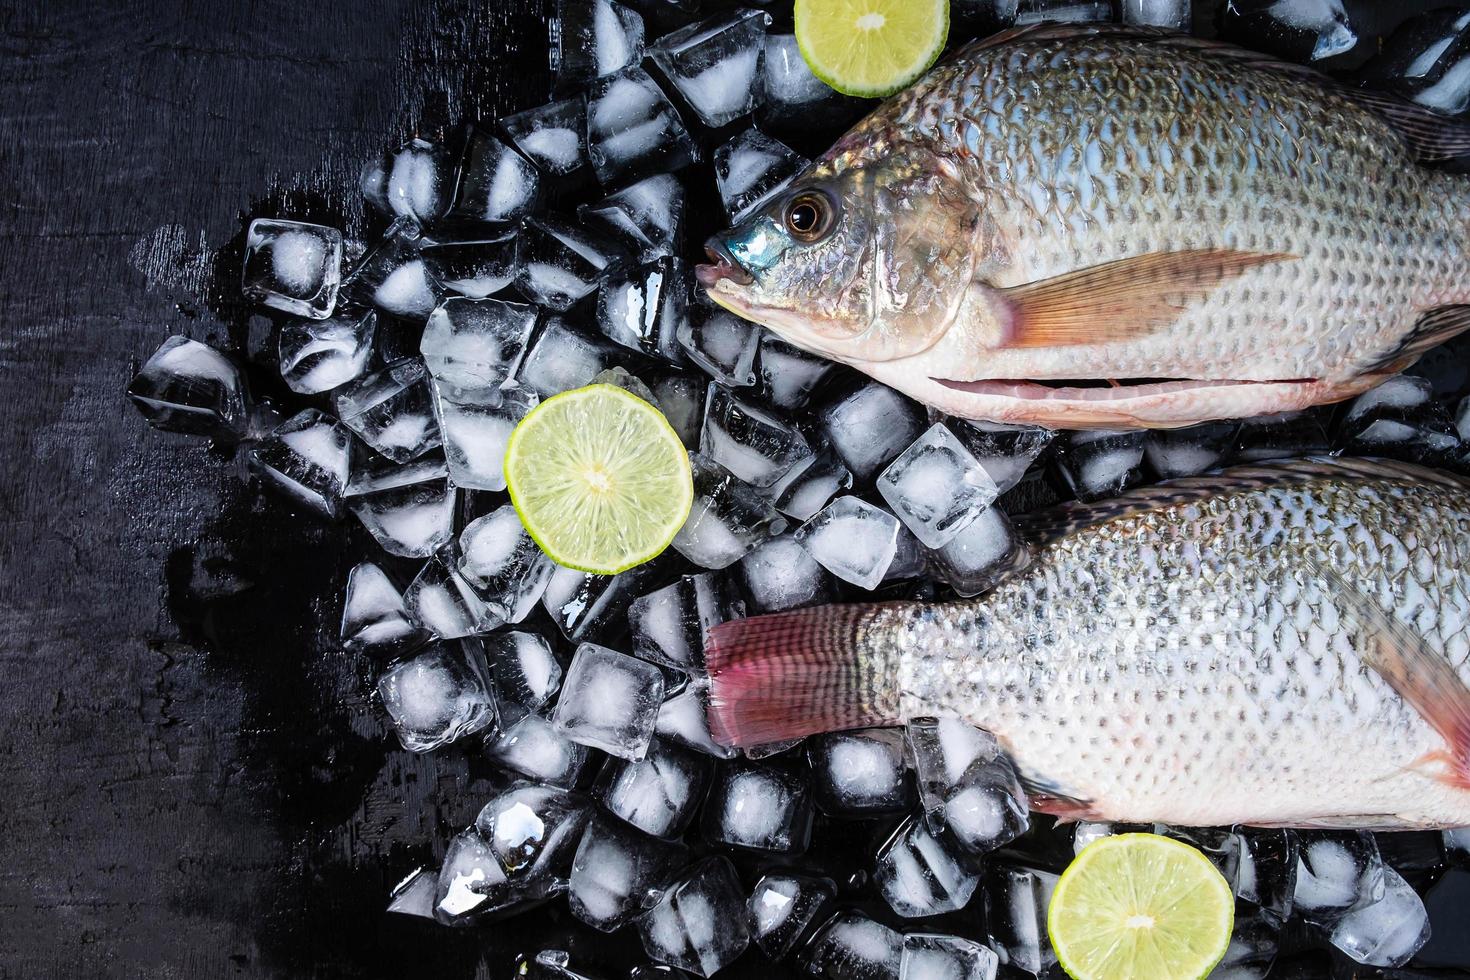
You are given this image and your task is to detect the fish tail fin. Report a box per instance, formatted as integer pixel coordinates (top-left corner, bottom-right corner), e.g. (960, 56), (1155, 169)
(704, 604), (902, 749)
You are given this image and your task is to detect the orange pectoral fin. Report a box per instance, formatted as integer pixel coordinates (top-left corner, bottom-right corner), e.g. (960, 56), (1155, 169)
(995, 249), (1295, 349)
(1313, 560), (1470, 792)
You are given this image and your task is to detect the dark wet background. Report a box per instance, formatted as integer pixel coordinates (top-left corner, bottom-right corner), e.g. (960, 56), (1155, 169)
(2, 0), (1469, 977)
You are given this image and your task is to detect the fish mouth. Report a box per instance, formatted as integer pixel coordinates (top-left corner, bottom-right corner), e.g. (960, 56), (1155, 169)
(695, 241), (755, 289)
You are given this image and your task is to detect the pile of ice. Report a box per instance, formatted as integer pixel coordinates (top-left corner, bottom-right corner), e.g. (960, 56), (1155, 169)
(127, 0), (1470, 975)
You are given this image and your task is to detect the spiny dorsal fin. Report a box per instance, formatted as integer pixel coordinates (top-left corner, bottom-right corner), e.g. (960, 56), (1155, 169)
(959, 24), (1470, 164)
(1364, 305), (1470, 374)
(995, 249), (1293, 349)
(1014, 456), (1470, 546)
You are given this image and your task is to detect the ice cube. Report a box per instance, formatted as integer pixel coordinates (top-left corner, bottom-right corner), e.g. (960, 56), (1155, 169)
(819, 381), (927, 483)
(629, 572), (745, 675)
(586, 66), (697, 186)
(404, 558), (499, 639)
(1294, 831), (1385, 926)
(334, 359), (442, 463)
(655, 687), (739, 759)
(432, 380), (539, 491)
(593, 365), (658, 403)
(595, 736), (711, 839)
(434, 829), (509, 924)
(702, 759), (813, 853)
(636, 856), (751, 977)
(651, 372), (707, 448)
(241, 217), (343, 318)
(1015, 0), (1111, 24)
(737, 534), (836, 613)
(341, 561), (428, 655)
(579, 174), (684, 264)
(982, 862), (1059, 976)
(747, 873), (836, 960)
(570, 815), (689, 932)
(948, 420), (1055, 495)
(530, 950), (606, 980)
(485, 711), (591, 788)
(1121, 0), (1189, 28)
(1053, 429), (1147, 502)
(596, 258), (689, 364)
(420, 296), (538, 392)
(1143, 421), (1238, 480)
(278, 310), (376, 395)
(387, 867), (437, 918)
(884, 521), (926, 583)
(876, 813), (981, 918)
(906, 718), (1028, 853)
(501, 96), (591, 179)
(475, 781), (589, 878)
(458, 505), (553, 623)
(758, 33), (866, 132)
(516, 215), (625, 311)
(877, 423), (1000, 549)
(386, 138), (453, 223)
(1338, 374), (1461, 463)
(341, 217), (440, 320)
(1071, 822), (1113, 855)
(421, 235), (519, 299)
(1329, 865), (1430, 967)
(673, 453), (789, 569)
(378, 640), (497, 752)
(552, 0), (646, 93)
(1234, 409), (1332, 462)
(1446, 826), (1470, 863)
(127, 335), (249, 439)
(649, 9), (771, 127)
(344, 451), (456, 558)
(1368, 8), (1470, 114)
(713, 127), (807, 221)
(808, 729), (912, 817)
(484, 630), (563, 712)
(542, 560), (671, 643)
(452, 129), (541, 226)
(806, 910), (902, 980)
(795, 496), (900, 590)
(360, 154), (390, 214)
(900, 934), (998, 980)
(552, 642), (666, 759)
(1221, 0), (1358, 63)
(754, 333), (834, 412)
(244, 408), (353, 518)
(677, 298), (760, 387)
(699, 384), (813, 488)
(768, 441), (854, 522)
(518, 318), (629, 399)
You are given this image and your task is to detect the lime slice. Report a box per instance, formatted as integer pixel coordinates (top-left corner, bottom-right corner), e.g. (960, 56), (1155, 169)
(1049, 833), (1234, 980)
(794, 0), (949, 98)
(504, 384), (693, 575)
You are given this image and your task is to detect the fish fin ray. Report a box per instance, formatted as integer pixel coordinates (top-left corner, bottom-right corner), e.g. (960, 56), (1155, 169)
(994, 249), (1294, 349)
(1025, 792), (1102, 823)
(1245, 814), (1424, 831)
(1311, 558), (1470, 792)
(1015, 456), (1470, 546)
(1361, 305), (1470, 374)
(703, 604), (901, 749)
(1336, 89), (1470, 163)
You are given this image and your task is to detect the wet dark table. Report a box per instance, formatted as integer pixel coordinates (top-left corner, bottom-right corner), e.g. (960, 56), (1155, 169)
(1, 1), (1467, 978)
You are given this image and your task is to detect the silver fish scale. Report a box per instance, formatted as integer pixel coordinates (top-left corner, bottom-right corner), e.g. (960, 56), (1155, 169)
(847, 34), (1470, 384)
(866, 472), (1470, 827)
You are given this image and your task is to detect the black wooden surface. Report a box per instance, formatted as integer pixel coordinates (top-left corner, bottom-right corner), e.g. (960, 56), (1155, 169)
(1, 1), (1465, 978)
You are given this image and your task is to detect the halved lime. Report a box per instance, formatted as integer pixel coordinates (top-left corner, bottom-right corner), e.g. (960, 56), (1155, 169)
(504, 384), (693, 575)
(794, 0), (949, 98)
(1049, 833), (1234, 980)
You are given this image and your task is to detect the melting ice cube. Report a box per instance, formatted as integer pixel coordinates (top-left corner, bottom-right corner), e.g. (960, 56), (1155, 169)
(420, 236), (519, 300)
(432, 380), (539, 491)
(344, 451), (457, 558)
(595, 736), (711, 840)
(552, 0), (646, 93)
(699, 383), (814, 488)
(596, 258), (690, 365)
(552, 642), (666, 760)
(585, 66), (697, 186)
(420, 296), (538, 392)
(818, 380), (927, 483)
(404, 557), (500, 639)
(747, 872), (836, 960)
(500, 96), (591, 179)
(806, 910), (903, 980)
(877, 423), (1000, 549)
(635, 856), (751, 977)
(713, 127), (807, 222)
(517, 318), (630, 399)
(485, 712), (591, 789)
(241, 218), (343, 319)
(737, 534), (836, 613)
(452, 129), (541, 226)
(677, 298), (761, 388)
(673, 452), (788, 569)
(244, 408), (353, 518)
(569, 815), (688, 932)
(808, 729), (913, 817)
(648, 9), (771, 127)
(900, 934), (999, 980)
(457, 505), (553, 623)
(386, 138), (454, 223)
(516, 215), (625, 311)
(334, 359), (442, 463)
(278, 310), (376, 395)
(628, 571), (745, 675)
(875, 813), (982, 918)
(795, 496), (900, 590)
(579, 173), (684, 264)
(484, 630), (563, 712)
(127, 335), (250, 439)
(377, 640), (497, 752)
(341, 561), (428, 655)
(701, 759), (813, 854)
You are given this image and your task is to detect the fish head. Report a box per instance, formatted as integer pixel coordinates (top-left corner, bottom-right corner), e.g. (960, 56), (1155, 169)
(696, 151), (984, 363)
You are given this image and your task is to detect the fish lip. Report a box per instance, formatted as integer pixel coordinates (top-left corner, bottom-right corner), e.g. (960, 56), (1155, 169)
(695, 240), (754, 288)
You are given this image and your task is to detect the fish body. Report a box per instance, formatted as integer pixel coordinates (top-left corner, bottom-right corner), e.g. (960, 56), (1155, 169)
(698, 25), (1470, 429)
(706, 459), (1470, 828)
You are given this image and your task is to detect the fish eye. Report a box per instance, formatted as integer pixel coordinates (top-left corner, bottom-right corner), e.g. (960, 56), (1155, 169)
(783, 191), (835, 243)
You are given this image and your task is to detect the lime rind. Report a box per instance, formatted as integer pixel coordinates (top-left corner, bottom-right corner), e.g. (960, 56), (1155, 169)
(1048, 832), (1234, 980)
(794, 0), (949, 98)
(504, 384), (693, 575)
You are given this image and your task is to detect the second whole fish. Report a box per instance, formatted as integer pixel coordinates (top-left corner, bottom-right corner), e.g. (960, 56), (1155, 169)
(704, 458), (1470, 828)
(697, 24), (1470, 429)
